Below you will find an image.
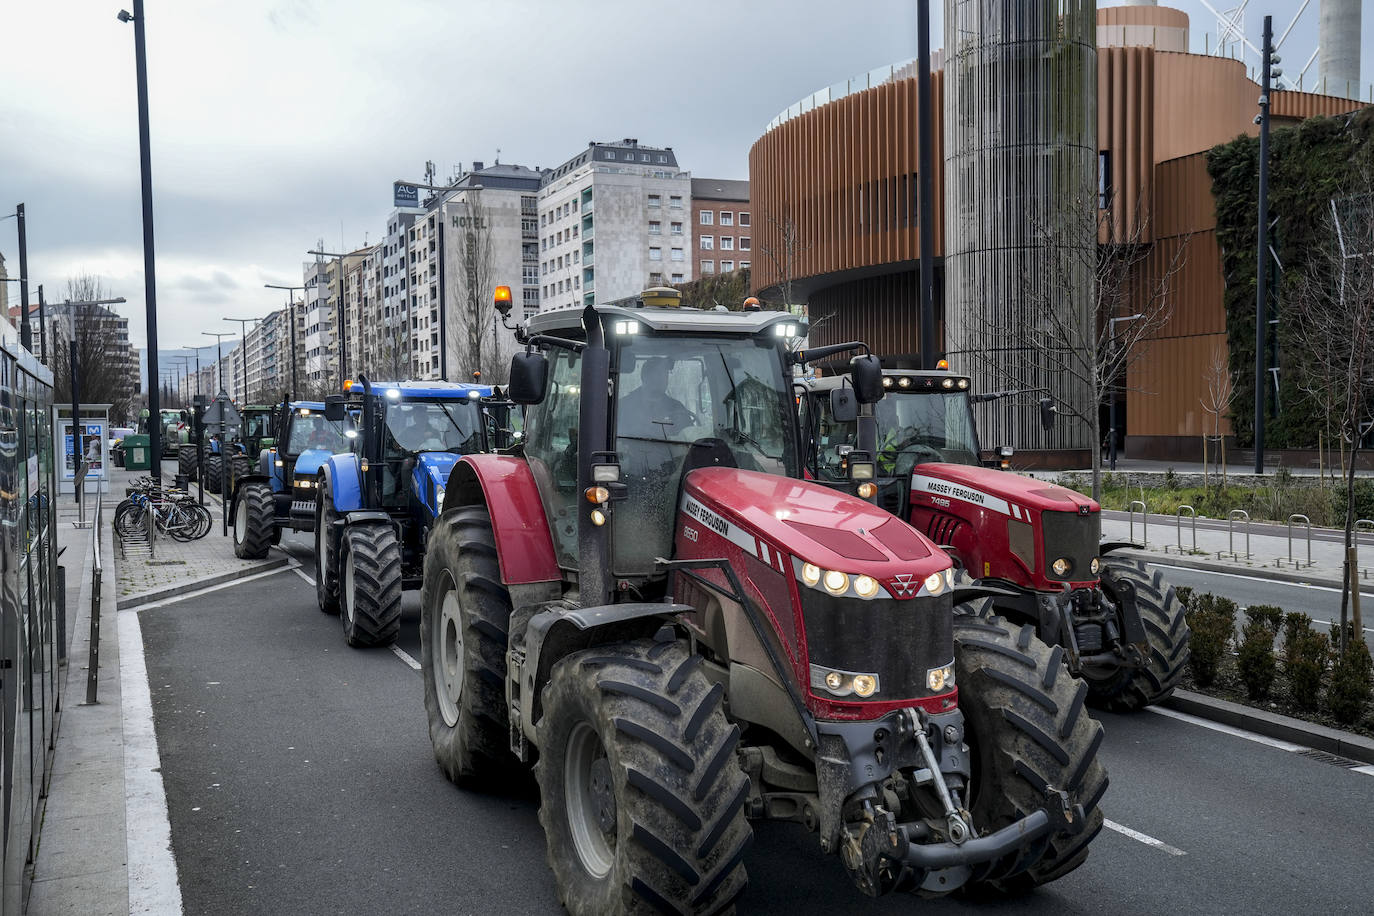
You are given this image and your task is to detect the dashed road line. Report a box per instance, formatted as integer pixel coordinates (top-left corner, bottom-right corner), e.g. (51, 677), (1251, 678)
(1104, 819), (1186, 856)
(391, 646), (421, 670)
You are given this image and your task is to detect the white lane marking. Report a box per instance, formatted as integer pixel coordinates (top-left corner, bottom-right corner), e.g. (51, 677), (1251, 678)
(1144, 706), (1307, 752)
(120, 606), (186, 915)
(1354, 765), (1374, 777)
(1145, 562), (1374, 606)
(124, 562), (297, 611)
(1104, 819), (1187, 856)
(391, 646), (421, 670)
(292, 567), (316, 587)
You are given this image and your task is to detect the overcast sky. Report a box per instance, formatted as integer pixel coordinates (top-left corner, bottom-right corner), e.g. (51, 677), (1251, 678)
(2, 1), (1369, 368)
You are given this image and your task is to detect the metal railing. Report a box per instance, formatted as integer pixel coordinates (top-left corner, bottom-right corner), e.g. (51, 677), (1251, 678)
(1164, 505), (1197, 555)
(1219, 509), (1252, 561)
(85, 499), (103, 704)
(1276, 514), (1314, 569)
(1128, 500), (1148, 547)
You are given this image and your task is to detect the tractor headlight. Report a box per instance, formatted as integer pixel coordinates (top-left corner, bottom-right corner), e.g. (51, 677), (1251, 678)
(897, 377), (912, 388)
(275, 459), (284, 467)
(857, 482), (877, 499)
(941, 378), (955, 389)
(823, 570), (849, 595)
(801, 563), (821, 587)
(1052, 557), (1072, 577)
(944, 567), (955, 589)
(590, 509), (607, 526)
(824, 671), (843, 691)
(851, 674), (878, 698)
(850, 461), (875, 481)
(926, 662), (955, 692)
(435, 485), (445, 507)
(1090, 557), (1101, 575)
(853, 575), (879, 598)
(882, 376), (894, 388)
(957, 378), (969, 389)
(924, 571), (945, 595)
(811, 665), (881, 699)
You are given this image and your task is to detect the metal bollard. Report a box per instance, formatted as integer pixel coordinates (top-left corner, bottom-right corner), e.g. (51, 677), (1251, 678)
(86, 500), (103, 704)
(1279, 514), (1313, 569)
(1128, 500), (1148, 547)
(1166, 505), (1196, 555)
(1220, 509), (1252, 561)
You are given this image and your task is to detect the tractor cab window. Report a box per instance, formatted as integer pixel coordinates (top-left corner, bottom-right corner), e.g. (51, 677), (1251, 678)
(384, 401), (483, 456)
(286, 412), (354, 456)
(524, 348), (584, 569)
(612, 335), (797, 576)
(813, 388), (980, 476)
(242, 412), (272, 440)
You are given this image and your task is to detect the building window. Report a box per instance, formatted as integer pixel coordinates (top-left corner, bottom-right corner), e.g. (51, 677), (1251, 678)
(671, 272), (683, 283)
(649, 247), (662, 261)
(670, 248), (684, 262)
(740, 236), (751, 250)
(721, 260), (735, 272)
(701, 260), (714, 273)
(648, 220), (661, 235)
(648, 194), (661, 208)
(1099, 151), (1112, 209)
(700, 211), (714, 225)
(670, 222), (683, 235)
(641, 153), (650, 162)
(740, 261), (750, 270)
(650, 272), (663, 284)
(603, 151), (615, 159)
(739, 212), (750, 227)
(657, 155), (667, 163)
(720, 212), (734, 226)
(700, 236), (714, 250)
(720, 237), (734, 250)
(670, 195), (683, 209)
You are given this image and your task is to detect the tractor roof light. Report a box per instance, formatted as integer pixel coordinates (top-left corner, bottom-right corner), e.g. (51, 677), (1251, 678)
(882, 376), (894, 388)
(850, 461), (875, 481)
(592, 463), (620, 482)
(344, 429), (358, 439)
(386, 388), (401, 400)
(466, 390), (480, 399)
(936, 358), (950, 370)
(494, 285), (512, 307)
(957, 378), (969, 389)
(614, 320), (640, 335)
(343, 379), (354, 391)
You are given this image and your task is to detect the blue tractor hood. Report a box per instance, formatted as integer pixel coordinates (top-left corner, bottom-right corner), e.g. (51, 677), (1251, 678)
(413, 452), (461, 517)
(294, 448), (335, 480)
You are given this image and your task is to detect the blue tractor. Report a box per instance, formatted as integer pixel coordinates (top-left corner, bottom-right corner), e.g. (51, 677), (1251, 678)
(316, 378), (503, 647)
(229, 400), (356, 560)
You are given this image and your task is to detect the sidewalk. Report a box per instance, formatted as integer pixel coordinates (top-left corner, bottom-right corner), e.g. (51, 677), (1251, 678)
(28, 464), (285, 916)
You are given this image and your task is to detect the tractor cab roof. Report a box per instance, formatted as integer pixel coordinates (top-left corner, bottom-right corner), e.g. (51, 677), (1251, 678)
(804, 366), (970, 394)
(524, 302), (803, 340)
(289, 401), (326, 412)
(344, 380), (494, 401)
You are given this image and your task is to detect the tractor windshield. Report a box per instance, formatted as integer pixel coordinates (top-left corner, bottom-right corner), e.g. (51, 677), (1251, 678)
(242, 411), (273, 440)
(613, 334), (797, 576)
(384, 400), (483, 455)
(814, 389), (980, 480)
(286, 411), (354, 456)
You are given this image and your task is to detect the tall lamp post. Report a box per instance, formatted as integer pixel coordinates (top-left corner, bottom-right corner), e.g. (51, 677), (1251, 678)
(182, 345), (205, 398)
(202, 331), (234, 395)
(119, 2), (164, 480)
(224, 316), (259, 403)
(306, 248), (354, 384)
(1107, 313), (1143, 471)
(5, 203), (32, 353)
(1255, 15), (1281, 474)
(265, 283), (305, 399)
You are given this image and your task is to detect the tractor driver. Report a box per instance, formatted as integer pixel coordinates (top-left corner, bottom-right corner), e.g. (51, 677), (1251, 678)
(619, 357), (696, 439)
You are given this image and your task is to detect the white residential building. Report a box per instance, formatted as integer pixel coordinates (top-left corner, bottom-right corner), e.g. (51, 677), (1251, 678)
(537, 139), (692, 312)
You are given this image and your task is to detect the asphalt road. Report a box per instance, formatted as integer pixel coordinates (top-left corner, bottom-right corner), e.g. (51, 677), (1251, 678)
(135, 537), (1374, 915)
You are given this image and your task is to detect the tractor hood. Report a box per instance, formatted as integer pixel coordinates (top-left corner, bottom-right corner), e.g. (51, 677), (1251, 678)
(416, 452), (460, 490)
(910, 462), (1098, 516)
(683, 467), (949, 582)
(293, 448), (335, 480)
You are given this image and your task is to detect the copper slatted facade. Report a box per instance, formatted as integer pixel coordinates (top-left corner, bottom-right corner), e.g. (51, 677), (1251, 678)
(943, 0), (1097, 457)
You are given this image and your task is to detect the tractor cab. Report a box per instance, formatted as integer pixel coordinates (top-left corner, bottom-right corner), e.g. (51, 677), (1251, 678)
(272, 401), (355, 527)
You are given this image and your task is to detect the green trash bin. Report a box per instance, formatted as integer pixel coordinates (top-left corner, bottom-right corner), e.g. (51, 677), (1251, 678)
(123, 434), (152, 471)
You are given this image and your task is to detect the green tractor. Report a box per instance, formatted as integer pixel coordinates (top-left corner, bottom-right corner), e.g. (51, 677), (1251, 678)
(183, 403), (278, 492)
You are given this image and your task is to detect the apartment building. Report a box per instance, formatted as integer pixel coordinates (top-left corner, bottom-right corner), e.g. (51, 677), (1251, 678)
(538, 139), (693, 311)
(381, 209), (422, 378)
(690, 178), (751, 280)
(302, 257), (338, 388)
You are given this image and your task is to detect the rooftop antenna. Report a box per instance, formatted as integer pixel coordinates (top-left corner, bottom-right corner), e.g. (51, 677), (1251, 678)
(424, 160), (436, 187)
(495, 147), (501, 165)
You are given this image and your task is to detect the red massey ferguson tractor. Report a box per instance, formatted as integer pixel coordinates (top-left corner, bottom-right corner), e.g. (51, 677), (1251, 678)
(420, 289), (1106, 914)
(799, 366), (1189, 712)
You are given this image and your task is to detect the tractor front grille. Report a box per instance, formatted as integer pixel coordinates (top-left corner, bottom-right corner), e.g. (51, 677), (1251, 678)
(1041, 510), (1102, 582)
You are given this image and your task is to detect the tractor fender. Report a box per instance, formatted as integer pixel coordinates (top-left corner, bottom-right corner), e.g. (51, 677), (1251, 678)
(442, 455), (559, 585)
(1099, 540), (1143, 555)
(320, 454), (365, 514)
(519, 603), (690, 745)
(343, 509), (391, 526)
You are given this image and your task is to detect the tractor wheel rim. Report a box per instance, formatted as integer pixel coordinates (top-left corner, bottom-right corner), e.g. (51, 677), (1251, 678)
(436, 588), (465, 727)
(565, 720), (616, 879)
(234, 497), (247, 543)
(343, 548), (355, 625)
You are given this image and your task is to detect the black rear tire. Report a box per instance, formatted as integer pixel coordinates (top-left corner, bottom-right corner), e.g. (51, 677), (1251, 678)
(953, 612), (1107, 894)
(232, 482), (275, 559)
(341, 522), (403, 647)
(178, 446), (198, 481)
(315, 477), (340, 615)
(1088, 559), (1191, 711)
(537, 639), (752, 916)
(204, 453), (223, 495)
(420, 506), (517, 785)
(230, 454), (252, 488)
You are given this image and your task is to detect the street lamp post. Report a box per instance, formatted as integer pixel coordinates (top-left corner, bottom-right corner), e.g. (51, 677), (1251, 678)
(306, 249), (354, 384)
(202, 331), (233, 395)
(1255, 15), (1280, 475)
(14, 203), (31, 353)
(119, 1), (164, 481)
(265, 284), (305, 400)
(1107, 313), (1143, 471)
(182, 345), (204, 397)
(224, 316), (259, 403)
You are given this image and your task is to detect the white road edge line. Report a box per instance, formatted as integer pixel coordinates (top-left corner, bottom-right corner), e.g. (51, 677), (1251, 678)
(1144, 562), (1374, 607)
(392, 646), (422, 670)
(1144, 705), (1307, 752)
(1354, 765), (1374, 777)
(292, 567), (315, 587)
(120, 604), (185, 915)
(1103, 819), (1186, 856)
(124, 562), (298, 611)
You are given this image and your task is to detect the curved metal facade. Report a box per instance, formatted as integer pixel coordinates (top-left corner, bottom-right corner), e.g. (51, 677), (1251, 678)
(942, 0), (1098, 456)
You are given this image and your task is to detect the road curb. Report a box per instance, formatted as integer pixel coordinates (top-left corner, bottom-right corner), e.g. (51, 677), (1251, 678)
(1164, 689), (1374, 765)
(1119, 548), (1374, 595)
(117, 555), (288, 610)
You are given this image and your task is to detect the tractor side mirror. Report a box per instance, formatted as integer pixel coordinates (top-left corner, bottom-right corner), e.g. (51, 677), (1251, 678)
(323, 395), (347, 422)
(829, 387), (858, 423)
(508, 352), (548, 405)
(850, 354), (885, 404)
(1039, 397), (1056, 431)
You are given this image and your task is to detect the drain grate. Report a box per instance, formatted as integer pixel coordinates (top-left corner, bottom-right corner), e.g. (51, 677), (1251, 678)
(1298, 748), (1363, 769)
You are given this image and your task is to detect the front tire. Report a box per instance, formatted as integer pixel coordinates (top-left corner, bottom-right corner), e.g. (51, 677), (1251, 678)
(178, 446), (198, 481)
(420, 506), (517, 785)
(341, 522), (403, 647)
(315, 478), (340, 615)
(204, 453), (224, 494)
(953, 613), (1107, 894)
(232, 482), (274, 559)
(1089, 558), (1191, 711)
(537, 639), (752, 916)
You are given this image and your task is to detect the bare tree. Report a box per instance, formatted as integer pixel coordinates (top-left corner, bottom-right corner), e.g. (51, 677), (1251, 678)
(1290, 188), (1374, 650)
(1199, 342), (1237, 487)
(757, 211), (810, 311)
(369, 318), (412, 381)
(448, 189), (502, 382)
(50, 274), (137, 424)
(962, 194), (1192, 500)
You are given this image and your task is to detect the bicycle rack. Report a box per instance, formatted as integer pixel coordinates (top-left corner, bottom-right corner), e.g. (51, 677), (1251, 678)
(1358, 519), (1374, 580)
(1128, 500), (1148, 547)
(1218, 509), (1251, 561)
(1276, 514), (1313, 569)
(1164, 505), (1197, 555)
